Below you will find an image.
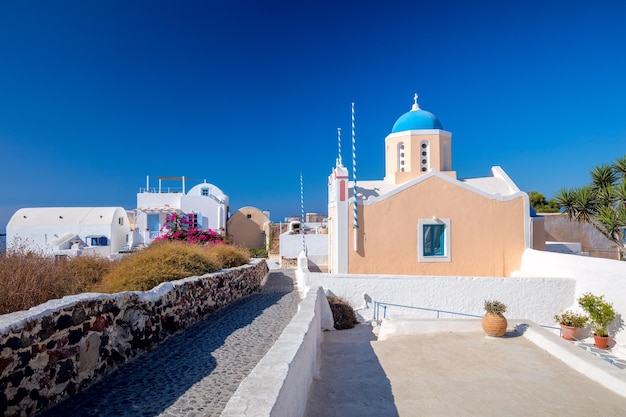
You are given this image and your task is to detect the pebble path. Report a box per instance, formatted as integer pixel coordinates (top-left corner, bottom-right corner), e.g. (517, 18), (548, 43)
(37, 270), (300, 417)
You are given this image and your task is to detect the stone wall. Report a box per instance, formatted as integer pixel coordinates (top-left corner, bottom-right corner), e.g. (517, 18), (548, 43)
(0, 260), (268, 417)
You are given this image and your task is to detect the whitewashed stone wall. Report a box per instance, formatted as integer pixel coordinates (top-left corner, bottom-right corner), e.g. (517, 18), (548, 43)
(306, 273), (575, 327)
(221, 286), (334, 417)
(280, 234), (328, 266)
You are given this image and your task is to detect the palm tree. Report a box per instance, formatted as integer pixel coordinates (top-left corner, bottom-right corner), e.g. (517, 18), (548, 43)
(614, 156), (626, 180)
(590, 164), (617, 190)
(555, 156), (626, 260)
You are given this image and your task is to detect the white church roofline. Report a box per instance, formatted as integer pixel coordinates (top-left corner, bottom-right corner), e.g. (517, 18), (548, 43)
(354, 167), (527, 207)
(489, 166), (522, 193)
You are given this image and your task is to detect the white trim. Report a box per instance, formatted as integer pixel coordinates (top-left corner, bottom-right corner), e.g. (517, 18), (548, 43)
(385, 129), (452, 144)
(361, 168), (525, 206)
(418, 218), (451, 263)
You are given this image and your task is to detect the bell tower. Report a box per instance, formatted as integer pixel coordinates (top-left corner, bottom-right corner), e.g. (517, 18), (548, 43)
(384, 94), (455, 185)
(328, 160), (349, 273)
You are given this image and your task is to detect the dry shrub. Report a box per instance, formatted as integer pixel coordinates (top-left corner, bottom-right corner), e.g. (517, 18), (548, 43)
(57, 255), (115, 293)
(0, 248), (114, 315)
(327, 296), (358, 330)
(96, 241), (221, 293)
(205, 244), (250, 269)
(0, 240), (251, 313)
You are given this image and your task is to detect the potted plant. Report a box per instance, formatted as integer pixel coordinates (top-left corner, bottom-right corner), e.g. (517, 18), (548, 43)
(553, 309), (588, 340)
(578, 292), (616, 349)
(481, 300), (507, 337)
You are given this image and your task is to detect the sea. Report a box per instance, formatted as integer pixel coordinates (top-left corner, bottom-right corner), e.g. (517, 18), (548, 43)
(0, 234), (6, 253)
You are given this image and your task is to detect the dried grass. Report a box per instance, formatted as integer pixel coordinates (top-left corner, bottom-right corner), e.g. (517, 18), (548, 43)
(95, 241), (250, 293)
(0, 240), (251, 313)
(0, 246), (114, 315)
(205, 244), (250, 269)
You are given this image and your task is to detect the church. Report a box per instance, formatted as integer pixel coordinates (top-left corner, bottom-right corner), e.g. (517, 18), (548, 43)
(327, 95), (545, 276)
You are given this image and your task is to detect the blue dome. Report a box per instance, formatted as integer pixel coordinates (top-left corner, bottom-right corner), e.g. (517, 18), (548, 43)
(392, 109), (442, 133)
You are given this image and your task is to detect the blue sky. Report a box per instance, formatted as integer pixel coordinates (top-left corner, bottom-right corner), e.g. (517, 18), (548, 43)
(1, 1), (625, 233)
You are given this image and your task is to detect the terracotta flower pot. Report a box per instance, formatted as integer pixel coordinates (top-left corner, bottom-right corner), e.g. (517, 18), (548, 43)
(482, 313), (507, 337)
(560, 324), (578, 341)
(593, 334), (610, 349)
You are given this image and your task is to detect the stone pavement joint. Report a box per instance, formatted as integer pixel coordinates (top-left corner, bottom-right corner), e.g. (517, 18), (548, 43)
(37, 270), (300, 417)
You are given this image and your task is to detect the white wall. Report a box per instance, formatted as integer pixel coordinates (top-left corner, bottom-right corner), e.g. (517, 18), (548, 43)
(306, 273), (575, 328)
(220, 286), (333, 417)
(7, 207), (129, 256)
(136, 193), (181, 209)
(280, 234), (328, 266)
(519, 248), (626, 345)
(304, 247), (626, 349)
(181, 196), (224, 230)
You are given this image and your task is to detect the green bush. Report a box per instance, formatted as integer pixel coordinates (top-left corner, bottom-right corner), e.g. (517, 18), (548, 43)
(327, 296), (358, 330)
(578, 292), (616, 337)
(249, 248), (268, 258)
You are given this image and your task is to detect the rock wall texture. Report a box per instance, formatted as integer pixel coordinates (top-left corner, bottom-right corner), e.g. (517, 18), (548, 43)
(0, 260), (268, 417)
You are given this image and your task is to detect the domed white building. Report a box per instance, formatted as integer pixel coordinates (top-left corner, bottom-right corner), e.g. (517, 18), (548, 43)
(133, 176), (229, 247)
(328, 94), (545, 276)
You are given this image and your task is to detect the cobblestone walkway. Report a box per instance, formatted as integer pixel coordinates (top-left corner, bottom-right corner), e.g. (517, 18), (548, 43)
(37, 270), (299, 417)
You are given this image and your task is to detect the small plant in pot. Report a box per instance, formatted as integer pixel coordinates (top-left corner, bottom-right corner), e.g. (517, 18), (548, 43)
(481, 300), (507, 337)
(578, 292), (616, 349)
(553, 310), (588, 341)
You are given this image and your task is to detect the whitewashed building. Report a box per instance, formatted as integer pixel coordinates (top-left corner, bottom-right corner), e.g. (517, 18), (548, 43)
(131, 176), (229, 248)
(6, 207), (130, 257)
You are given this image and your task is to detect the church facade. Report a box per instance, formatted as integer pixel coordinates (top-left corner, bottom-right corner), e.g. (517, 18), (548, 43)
(328, 95), (545, 276)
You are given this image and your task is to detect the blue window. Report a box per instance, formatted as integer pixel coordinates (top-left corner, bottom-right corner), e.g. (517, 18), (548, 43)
(423, 224), (444, 256)
(201, 187), (210, 196)
(147, 214), (160, 231)
(89, 236), (108, 246)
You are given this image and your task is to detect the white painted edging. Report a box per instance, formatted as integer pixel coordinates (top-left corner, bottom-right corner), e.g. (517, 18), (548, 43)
(220, 286), (334, 417)
(522, 321), (626, 398)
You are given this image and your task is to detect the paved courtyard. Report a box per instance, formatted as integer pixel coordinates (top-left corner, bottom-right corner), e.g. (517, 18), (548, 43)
(304, 323), (626, 417)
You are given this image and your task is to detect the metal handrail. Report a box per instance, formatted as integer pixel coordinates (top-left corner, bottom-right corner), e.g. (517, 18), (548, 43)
(373, 301), (482, 323)
(373, 300), (561, 332)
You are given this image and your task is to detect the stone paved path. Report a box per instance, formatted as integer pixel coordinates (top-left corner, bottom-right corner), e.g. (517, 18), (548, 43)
(37, 270), (299, 417)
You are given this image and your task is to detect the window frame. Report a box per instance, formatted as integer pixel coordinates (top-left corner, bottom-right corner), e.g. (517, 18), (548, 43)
(417, 218), (451, 263)
(89, 236), (108, 246)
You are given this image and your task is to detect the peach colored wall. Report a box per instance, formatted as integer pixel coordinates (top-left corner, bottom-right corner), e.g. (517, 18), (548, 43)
(227, 208), (268, 249)
(347, 176), (527, 276)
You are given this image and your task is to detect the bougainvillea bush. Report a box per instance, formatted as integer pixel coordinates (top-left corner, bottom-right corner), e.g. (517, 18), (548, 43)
(154, 212), (224, 245)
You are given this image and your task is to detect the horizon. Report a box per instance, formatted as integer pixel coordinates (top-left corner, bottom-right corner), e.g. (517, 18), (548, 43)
(2, 1), (626, 233)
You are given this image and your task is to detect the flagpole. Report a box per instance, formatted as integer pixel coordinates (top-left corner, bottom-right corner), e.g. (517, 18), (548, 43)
(352, 102), (358, 252)
(300, 172), (306, 254)
(337, 127), (342, 165)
